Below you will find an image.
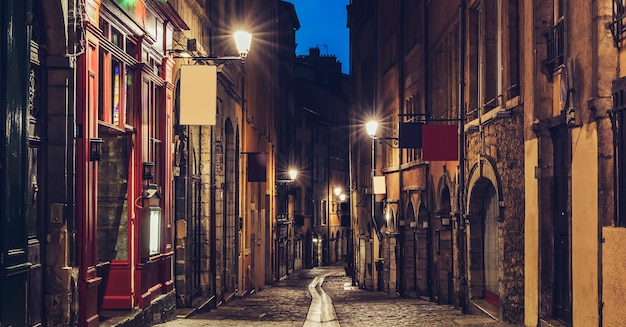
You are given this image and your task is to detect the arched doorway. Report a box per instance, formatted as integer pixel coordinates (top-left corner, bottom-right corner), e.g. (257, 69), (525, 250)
(467, 179), (500, 307)
(437, 183), (454, 304)
(416, 203), (431, 298)
(402, 201), (417, 295)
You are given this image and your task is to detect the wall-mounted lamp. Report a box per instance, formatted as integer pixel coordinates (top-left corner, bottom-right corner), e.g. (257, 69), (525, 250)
(366, 120), (398, 148)
(168, 31), (252, 64)
(233, 30), (252, 58)
(89, 138), (104, 161)
(143, 162), (154, 181)
(289, 168), (298, 181)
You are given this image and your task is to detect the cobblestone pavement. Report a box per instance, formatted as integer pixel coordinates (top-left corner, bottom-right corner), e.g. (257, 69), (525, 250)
(156, 265), (517, 327)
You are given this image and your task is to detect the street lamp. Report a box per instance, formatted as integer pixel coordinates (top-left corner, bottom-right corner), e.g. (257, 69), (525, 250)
(289, 168), (298, 181)
(366, 120), (378, 139)
(233, 30), (252, 58)
(366, 121), (382, 234)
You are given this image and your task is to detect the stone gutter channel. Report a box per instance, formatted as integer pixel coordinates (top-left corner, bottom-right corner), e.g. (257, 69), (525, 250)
(303, 274), (340, 327)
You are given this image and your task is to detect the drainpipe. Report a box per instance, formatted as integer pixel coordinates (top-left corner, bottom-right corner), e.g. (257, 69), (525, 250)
(397, 0), (405, 296)
(458, 0), (468, 314)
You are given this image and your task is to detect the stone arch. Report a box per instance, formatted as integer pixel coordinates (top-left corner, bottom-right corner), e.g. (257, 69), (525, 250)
(33, 2), (71, 324)
(466, 156), (503, 216)
(465, 156), (502, 307)
(38, 0), (69, 56)
(436, 169), (455, 215)
(435, 170), (454, 304)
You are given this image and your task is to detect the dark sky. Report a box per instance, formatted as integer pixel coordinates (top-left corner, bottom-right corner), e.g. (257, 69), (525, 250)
(289, 0), (350, 74)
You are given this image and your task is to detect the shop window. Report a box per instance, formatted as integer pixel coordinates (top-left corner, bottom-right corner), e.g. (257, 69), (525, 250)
(97, 133), (130, 262)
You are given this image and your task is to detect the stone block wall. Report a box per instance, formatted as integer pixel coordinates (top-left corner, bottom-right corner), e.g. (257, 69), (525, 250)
(465, 107), (525, 324)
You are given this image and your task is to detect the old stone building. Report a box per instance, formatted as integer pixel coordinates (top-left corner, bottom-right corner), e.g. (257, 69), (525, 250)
(170, 0), (299, 314)
(349, 0), (624, 326)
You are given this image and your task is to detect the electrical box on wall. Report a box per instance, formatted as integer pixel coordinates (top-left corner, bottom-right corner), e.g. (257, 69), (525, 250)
(50, 203), (65, 224)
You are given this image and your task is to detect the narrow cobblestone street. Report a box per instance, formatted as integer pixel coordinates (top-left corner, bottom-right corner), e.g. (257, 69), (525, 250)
(157, 265), (517, 327)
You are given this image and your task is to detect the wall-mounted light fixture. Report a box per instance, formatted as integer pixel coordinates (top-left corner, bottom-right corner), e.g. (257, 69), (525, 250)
(366, 120), (399, 148)
(168, 31), (252, 65)
(89, 138), (104, 161)
(289, 168), (298, 181)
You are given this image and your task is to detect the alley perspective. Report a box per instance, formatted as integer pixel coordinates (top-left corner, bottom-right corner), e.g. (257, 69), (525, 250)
(154, 265), (515, 327)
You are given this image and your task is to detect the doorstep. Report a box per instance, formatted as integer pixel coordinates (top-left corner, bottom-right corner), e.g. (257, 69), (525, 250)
(469, 299), (499, 320)
(99, 291), (176, 327)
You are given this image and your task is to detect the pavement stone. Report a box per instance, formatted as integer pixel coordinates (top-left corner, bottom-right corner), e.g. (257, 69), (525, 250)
(156, 265), (517, 327)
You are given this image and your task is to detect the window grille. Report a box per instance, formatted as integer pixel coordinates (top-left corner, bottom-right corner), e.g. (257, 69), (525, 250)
(542, 20), (564, 77)
(609, 0), (626, 47)
(610, 76), (626, 227)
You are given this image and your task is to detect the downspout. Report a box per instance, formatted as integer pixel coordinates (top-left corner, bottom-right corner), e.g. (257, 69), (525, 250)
(591, 0), (602, 324)
(397, 0), (406, 296)
(424, 0), (434, 301)
(349, 117), (356, 285)
(458, 0), (468, 314)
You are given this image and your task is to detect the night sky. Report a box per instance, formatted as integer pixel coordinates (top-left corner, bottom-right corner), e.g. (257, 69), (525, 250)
(289, 0), (350, 74)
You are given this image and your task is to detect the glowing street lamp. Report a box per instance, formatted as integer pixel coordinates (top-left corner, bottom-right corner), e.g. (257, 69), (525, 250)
(366, 120), (379, 139)
(289, 168), (298, 181)
(233, 31), (252, 58)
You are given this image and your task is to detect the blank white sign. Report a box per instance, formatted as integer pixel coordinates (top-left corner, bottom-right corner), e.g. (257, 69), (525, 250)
(180, 65), (217, 125)
(373, 176), (386, 194)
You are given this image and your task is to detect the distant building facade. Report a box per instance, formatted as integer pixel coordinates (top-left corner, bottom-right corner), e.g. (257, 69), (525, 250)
(293, 47), (350, 269)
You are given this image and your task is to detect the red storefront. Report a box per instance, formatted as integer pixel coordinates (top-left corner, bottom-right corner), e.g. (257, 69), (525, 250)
(76, 0), (184, 325)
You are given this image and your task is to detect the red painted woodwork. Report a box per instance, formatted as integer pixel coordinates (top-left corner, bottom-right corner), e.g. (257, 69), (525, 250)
(101, 262), (133, 309)
(78, 0), (176, 319)
(484, 289), (500, 307)
(78, 36), (102, 327)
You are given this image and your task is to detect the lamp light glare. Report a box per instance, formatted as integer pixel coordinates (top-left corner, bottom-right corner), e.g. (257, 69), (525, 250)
(289, 169), (298, 181)
(366, 120), (378, 138)
(233, 31), (252, 58)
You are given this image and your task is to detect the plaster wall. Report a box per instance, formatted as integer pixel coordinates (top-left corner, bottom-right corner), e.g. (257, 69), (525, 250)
(524, 138), (539, 327)
(602, 227), (626, 326)
(570, 125), (599, 325)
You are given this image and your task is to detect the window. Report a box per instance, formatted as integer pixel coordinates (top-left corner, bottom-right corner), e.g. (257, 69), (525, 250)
(609, 0), (626, 47)
(97, 22), (136, 128)
(507, 0), (520, 99)
(482, 0), (499, 111)
(611, 76), (626, 227)
(321, 200), (327, 225)
(403, 0), (422, 51)
(543, 19), (564, 77)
